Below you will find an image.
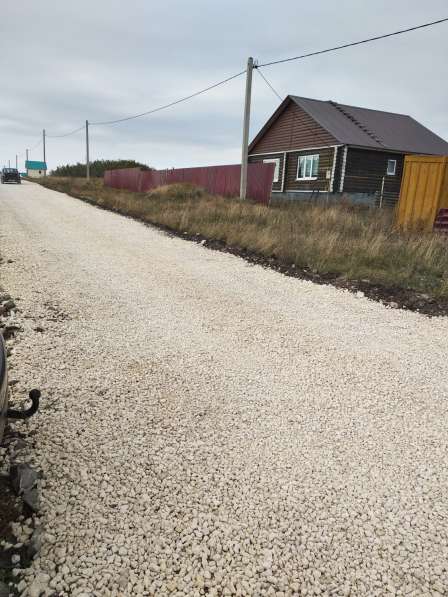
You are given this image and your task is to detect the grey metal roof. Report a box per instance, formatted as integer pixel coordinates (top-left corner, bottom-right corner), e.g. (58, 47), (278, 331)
(291, 96), (448, 155)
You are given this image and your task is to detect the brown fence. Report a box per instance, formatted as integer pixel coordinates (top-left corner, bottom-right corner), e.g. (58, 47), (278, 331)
(104, 163), (275, 205)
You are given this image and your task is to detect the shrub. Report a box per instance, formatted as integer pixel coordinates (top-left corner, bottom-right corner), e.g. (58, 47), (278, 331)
(50, 160), (151, 178)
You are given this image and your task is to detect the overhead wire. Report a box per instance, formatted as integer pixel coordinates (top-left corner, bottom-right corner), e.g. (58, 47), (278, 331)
(30, 138), (42, 150)
(10, 70), (246, 164)
(9, 16), (448, 164)
(258, 17), (448, 67)
(46, 125), (85, 138)
(256, 68), (283, 101)
(90, 69), (247, 126)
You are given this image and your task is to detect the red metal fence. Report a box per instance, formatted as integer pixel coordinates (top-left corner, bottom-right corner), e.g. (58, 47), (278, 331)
(104, 163), (275, 205)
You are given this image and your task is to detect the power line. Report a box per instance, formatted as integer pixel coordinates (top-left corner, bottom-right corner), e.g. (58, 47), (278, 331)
(30, 138), (42, 150)
(9, 16), (448, 177)
(11, 70), (246, 167)
(258, 17), (448, 67)
(46, 125), (85, 138)
(256, 68), (282, 101)
(90, 69), (246, 126)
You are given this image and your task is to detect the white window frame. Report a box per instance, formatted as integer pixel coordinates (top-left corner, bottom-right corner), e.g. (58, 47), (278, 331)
(387, 159), (397, 176)
(296, 154), (319, 181)
(263, 158), (280, 183)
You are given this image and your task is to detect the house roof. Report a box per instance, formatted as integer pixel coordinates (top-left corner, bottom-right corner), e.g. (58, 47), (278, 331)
(25, 160), (47, 170)
(250, 95), (448, 155)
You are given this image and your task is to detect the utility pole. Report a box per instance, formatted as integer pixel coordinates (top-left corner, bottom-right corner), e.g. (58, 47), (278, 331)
(26, 149), (29, 176)
(8, 160), (10, 168)
(26, 149), (29, 162)
(240, 56), (254, 200)
(43, 129), (46, 176)
(85, 120), (90, 180)
(15, 155), (18, 169)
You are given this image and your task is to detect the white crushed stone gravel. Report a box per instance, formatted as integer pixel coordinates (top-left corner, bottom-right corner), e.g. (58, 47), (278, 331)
(1, 181), (448, 597)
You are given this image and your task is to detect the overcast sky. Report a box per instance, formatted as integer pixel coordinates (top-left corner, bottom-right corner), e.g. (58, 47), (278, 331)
(1, 1), (447, 171)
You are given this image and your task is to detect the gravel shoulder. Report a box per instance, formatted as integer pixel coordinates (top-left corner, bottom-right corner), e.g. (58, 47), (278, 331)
(1, 181), (448, 596)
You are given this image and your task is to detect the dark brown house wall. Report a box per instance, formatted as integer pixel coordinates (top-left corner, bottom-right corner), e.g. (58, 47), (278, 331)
(343, 148), (404, 197)
(285, 147), (335, 192)
(250, 101), (338, 154)
(248, 152), (285, 192)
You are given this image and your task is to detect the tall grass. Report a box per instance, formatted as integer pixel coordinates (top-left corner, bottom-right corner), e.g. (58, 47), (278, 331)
(39, 177), (448, 297)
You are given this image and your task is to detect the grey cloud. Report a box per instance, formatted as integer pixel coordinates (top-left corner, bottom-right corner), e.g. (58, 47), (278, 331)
(1, 0), (447, 171)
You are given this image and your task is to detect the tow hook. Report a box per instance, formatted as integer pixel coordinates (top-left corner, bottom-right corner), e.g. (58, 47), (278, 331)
(7, 389), (40, 420)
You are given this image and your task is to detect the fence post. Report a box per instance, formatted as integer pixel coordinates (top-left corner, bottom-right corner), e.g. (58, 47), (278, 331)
(379, 176), (385, 208)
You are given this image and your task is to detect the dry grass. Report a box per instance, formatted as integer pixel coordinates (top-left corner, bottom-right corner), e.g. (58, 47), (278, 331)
(38, 177), (448, 297)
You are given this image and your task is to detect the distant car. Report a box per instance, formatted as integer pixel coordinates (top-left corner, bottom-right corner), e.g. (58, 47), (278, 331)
(1, 168), (21, 184)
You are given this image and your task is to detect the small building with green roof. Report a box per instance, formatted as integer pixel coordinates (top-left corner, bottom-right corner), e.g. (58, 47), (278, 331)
(25, 160), (47, 178)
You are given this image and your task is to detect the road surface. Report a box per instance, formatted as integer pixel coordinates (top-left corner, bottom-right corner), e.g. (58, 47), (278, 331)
(1, 181), (448, 596)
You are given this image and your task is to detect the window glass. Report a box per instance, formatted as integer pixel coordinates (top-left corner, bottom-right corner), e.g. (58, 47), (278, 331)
(305, 159), (312, 178)
(297, 154), (319, 179)
(387, 159), (397, 175)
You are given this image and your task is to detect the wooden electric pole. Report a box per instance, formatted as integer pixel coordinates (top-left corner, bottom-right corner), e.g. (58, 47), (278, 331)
(43, 129), (46, 176)
(85, 120), (90, 180)
(240, 56), (254, 200)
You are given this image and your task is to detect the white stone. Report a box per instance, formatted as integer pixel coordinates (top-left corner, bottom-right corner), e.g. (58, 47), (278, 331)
(3, 180), (448, 597)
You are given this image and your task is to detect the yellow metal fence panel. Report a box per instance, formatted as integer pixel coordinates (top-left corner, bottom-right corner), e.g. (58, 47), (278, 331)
(396, 156), (448, 230)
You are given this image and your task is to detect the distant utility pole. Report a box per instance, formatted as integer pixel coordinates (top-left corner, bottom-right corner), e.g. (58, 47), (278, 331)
(15, 155), (18, 169)
(85, 120), (90, 180)
(26, 149), (29, 163)
(43, 129), (46, 176)
(8, 160), (10, 168)
(240, 56), (254, 200)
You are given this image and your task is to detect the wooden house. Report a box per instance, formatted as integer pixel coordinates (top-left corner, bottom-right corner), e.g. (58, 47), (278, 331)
(248, 96), (448, 205)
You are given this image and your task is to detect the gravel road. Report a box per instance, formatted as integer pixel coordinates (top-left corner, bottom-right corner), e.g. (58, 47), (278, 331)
(1, 181), (448, 597)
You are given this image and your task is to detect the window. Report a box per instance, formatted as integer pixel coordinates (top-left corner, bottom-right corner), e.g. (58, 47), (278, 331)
(263, 158), (280, 183)
(387, 159), (397, 176)
(297, 154), (319, 180)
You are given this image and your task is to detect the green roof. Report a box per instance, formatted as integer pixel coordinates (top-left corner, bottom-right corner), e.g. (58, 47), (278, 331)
(26, 160), (47, 170)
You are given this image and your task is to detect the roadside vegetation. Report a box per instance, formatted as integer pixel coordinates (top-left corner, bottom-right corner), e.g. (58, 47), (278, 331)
(36, 176), (448, 302)
(51, 159), (151, 178)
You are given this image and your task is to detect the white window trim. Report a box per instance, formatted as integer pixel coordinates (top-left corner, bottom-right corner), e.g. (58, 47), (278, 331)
(329, 146), (338, 192)
(263, 158), (280, 183)
(387, 159), (397, 176)
(249, 144), (343, 158)
(339, 146), (348, 192)
(281, 151), (287, 191)
(296, 154), (319, 181)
